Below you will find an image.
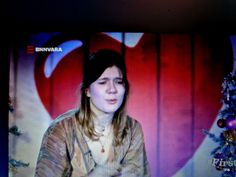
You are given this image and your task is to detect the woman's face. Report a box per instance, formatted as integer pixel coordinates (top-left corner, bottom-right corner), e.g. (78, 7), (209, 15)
(87, 66), (125, 115)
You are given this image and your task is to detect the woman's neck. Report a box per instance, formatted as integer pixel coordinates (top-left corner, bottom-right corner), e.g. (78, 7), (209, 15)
(90, 101), (113, 128)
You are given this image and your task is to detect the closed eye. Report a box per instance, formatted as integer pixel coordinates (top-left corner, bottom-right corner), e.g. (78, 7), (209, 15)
(97, 78), (108, 85)
(98, 81), (107, 85)
(114, 78), (124, 84)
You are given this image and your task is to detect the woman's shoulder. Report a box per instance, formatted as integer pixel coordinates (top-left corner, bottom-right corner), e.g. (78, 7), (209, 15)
(40, 110), (79, 145)
(47, 109), (78, 131)
(126, 115), (142, 130)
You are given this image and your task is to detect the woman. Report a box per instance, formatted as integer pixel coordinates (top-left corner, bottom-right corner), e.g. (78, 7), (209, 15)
(34, 49), (150, 177)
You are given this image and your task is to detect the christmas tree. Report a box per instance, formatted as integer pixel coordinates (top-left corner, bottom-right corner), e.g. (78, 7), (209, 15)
(8, 96), (29, 176)
(204, 71), (236, 177)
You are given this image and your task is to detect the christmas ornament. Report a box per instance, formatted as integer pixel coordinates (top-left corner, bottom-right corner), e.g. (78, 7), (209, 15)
(217, 119), (226, 128)
(223, 130), (236, 143)
(205, 71), (236, 177)
(226, 117), (236, 130)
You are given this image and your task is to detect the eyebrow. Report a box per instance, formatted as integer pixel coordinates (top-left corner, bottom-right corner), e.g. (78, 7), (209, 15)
(98, 77), (123, 80)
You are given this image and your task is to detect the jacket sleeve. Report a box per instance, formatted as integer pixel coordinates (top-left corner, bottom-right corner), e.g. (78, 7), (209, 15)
(34, 122), (72, 177)
(120, 120), (151, 177)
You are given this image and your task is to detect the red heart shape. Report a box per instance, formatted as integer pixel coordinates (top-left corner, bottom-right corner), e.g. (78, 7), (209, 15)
(34, 33), (230, 177)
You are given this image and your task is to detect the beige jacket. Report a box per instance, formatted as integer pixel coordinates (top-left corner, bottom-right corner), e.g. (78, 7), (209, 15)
(34, 109), (150, 177)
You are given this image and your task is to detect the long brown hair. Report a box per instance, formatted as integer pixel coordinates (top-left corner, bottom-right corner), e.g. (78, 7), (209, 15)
(76, 49), (129, 146)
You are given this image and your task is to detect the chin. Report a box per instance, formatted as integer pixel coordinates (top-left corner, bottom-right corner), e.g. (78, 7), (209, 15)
(103, 107), (119, 114)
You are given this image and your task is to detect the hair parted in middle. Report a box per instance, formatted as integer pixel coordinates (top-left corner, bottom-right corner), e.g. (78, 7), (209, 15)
(76, 49), (130, 146)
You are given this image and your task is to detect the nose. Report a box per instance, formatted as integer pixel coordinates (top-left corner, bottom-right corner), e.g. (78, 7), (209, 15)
(107, 81), (117, 94)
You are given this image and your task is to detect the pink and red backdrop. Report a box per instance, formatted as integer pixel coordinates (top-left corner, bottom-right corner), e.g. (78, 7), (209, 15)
(19, 32), (232, 177)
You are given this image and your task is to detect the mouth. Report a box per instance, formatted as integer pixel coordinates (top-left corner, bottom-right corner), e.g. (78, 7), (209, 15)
(106, 99), (117, 104)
